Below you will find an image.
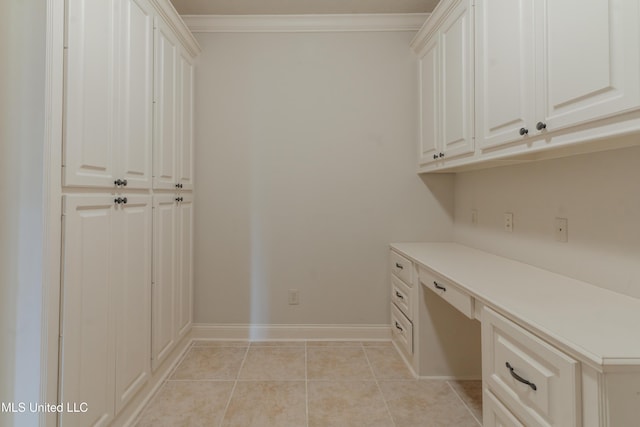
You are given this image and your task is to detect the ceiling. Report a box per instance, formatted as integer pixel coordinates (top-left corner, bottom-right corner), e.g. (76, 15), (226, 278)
(170, 0), (439, 15)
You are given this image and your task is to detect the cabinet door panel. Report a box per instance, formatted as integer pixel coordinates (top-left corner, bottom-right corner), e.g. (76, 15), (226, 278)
(119, 0), (154, 189)
(153, 20), (178, 190)
(541, 0), (640, 129)
(476, 0), (535, 150)
(64, 0), (118, 188)
(440, 0), (474, 158)
(115, 195), (151, 413)
(419, 37), (440, 165)
(178, 53), (195, 190)
(177, 195), (193, 337)
(152, 195), (177, 370)
(60, 196), (116, 427)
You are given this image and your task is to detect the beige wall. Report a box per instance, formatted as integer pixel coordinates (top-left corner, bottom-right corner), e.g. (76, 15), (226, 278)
(0, 0), (46, 425)
(453, 144), (640, 299)
(193, 31), (454, 325)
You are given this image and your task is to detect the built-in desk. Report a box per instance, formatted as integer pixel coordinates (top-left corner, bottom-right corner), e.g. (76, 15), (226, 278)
(390, 242), (640, 427)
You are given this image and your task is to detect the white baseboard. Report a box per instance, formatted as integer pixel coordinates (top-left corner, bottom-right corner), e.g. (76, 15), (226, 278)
(119, 332), (193, 427)
(191, 323), (391, 341)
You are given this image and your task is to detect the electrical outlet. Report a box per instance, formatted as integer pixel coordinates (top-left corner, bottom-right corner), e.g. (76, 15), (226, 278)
(555, 218), (568, 242)
(471, 209), (478, 226)
(288, 289), (299, 305)
(504, 213), (513, 232)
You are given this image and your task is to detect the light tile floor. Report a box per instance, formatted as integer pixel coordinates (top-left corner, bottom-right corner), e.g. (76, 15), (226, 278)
(135, 341), (482, 427)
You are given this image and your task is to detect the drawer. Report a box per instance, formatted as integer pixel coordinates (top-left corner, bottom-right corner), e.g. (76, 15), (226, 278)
(391, 275), (413, 320)
(390, 250), (413, 285)
(419, 268), (474, 319)
(483, 388), (525, 427)
(391, 303), (413, 357)
(482, 307), (580, 427)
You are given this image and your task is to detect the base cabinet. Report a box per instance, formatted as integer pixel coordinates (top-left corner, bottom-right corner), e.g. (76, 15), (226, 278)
(391, 243), (640, 427)
(60, 195), (151, 426)
(482, 307), (579, 427)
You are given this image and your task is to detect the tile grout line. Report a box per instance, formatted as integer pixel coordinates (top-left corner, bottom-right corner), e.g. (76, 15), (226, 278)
(445, 381), (482, 426)
(132, 341), (197, 425)
(305, 341), (309, 427)
(361, 344), (398, 427)
(217, 345), (250, 427)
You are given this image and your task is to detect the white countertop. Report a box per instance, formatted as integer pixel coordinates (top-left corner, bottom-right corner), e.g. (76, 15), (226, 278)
(390, 242), (640, 370)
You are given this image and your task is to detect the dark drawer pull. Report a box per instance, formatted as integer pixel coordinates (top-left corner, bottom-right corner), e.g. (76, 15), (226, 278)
(395, 263), (403, 270)
(506, 362), (537, 391)
(433, 281), (446, 292)
(395, 291), (404, 300)
(394, 322), (404, 332)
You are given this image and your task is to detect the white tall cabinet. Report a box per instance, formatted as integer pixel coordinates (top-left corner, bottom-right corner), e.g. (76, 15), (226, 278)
(151, 194), (193, 370)
(59, 0), (199, 424)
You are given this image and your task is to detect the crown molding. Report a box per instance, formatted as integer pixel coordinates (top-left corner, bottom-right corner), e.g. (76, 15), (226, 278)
(183, 13), (429, 33)
(151, 0), (201, 56)
(410, 0), (462, 55)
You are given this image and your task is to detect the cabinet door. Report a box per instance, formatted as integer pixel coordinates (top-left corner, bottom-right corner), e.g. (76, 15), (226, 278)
(119, 0), (154, 189)
(178, 52), (195, 190)
(60, 196), (117, 427)
(153, 19), (179, 190)
(114, 195), (151, 413)
(439, 0), (474, 158)
(418, 36), (440, 166)
(475, 0), (535, 150)
(539, 0), (640, 130)
(152, 194), (177, 370)
(64, 0), (118, 188)
(176, 194), (193, 338)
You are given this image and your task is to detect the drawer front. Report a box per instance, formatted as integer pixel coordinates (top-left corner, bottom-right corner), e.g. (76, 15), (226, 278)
(420, 268), (474, 319)
(390, 250), (412, 285)
(482, 307), (580, 427)
(391, 275), (413, 320)
(391, 303), (413, 357)
(483, 389), (525, 427)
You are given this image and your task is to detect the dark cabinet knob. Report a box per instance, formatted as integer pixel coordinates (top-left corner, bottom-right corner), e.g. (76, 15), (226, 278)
(114, 179), (122, 187)
(536, 122), (547, 131)
(114, 197), (121, 204)
(175, 197), (180, 202)
(179, 183), (183, 188)
(519, 127), (529, 136)
(122, 197), (127, 204)
(433, 154), (438, 159)
(122, 179), (127, 187)
(175, 183), (180, 188)
(439, 152), (444, 158)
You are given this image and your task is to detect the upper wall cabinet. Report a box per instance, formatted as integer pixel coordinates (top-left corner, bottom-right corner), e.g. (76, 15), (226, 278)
(65, 0), (154, 189)
(415, 0), (640, 172)
(154, 18), (195, 191)
(476, 0), (640, 151)
(414, 0), (474, 167)
(475, 0), (535, 150)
